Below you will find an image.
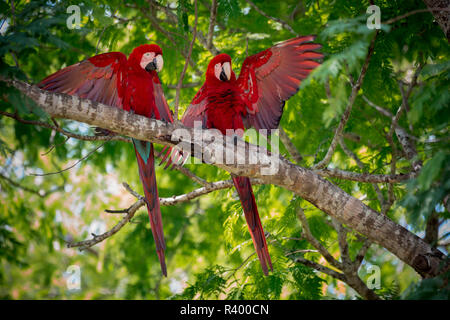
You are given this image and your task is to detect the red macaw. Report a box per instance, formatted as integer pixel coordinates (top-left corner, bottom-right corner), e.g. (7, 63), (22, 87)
(165, 36), (322, 275)
(38, 44), (173, 276)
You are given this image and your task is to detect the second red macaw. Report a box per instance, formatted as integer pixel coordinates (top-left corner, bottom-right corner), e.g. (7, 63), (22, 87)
(39, 44), (173, 276)
(164, 36), (322, 275)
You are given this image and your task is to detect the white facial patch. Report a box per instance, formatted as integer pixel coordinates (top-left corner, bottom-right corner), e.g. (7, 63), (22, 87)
(140, 52), (156, 69)
(214, 63), (222, 81)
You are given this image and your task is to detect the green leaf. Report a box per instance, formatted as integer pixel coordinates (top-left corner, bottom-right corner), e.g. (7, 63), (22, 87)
(218, 0), (240, 19)
(418, 151), (446, 190)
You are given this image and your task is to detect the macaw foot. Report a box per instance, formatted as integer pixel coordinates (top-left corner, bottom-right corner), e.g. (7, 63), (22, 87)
(93, 127), (117, 137)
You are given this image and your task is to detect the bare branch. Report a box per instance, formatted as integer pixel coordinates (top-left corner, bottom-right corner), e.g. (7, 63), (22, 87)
(362, 94), (421, 172)
(383, 7), (450, 38)
(160, 178), (263, 206)
(354, 238), (372, 268)
(362, 94), (395, 118)
(279, 126), (303, 163)
(331, 218), (352, 268)
(245, 0), (297, 36)
(314, 33), (377, 169)
(314, 167), (417, 183)
(171, 165), (210, 187)
(139, 3), (203, 77)
(0, 172), (63, 197)
(0, 110), (130, 143)
(174, 0), (198, 120)
(420, 2), (450, 39)
(294, 256), (346, 281)
(289, 1), (305, 22)
(338, 137), (385, 206)
(29, 140), (109, 177)
(67, 199), (143, 250)
(166, 82), (201, 89)
(69, 178), (265, 249)
(207, 0), (218, 50)
(297, 207), (343, 270)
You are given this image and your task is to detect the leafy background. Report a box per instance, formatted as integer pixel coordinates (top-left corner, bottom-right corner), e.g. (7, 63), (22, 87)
(0, 0), (449, 299)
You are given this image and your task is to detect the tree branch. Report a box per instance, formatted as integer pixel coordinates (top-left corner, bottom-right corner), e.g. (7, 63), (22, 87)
(5, 78), (446, 278)
(0, 110), (130, 143)
(0, 172), (63, 197)
(384, 5), (450, 39)
(174, 0), (198, 120)
(69, 178), (264, 249)
(297, 207), (343, 270)
(206, 0), (218, 50)
(314, 33), (377, 169)
(294, 256), (345, 281)
(314, 167), (417, 183)
(245, 0), (297, 36)
(279, 126), (303, 163)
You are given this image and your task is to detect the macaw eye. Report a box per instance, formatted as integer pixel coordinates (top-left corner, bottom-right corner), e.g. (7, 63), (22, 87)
(140, 52), (156, 70)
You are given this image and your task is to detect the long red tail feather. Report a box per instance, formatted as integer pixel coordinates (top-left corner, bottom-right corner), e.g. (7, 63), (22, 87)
(133, 141), (167, 276)
(232, 176), (273, 275)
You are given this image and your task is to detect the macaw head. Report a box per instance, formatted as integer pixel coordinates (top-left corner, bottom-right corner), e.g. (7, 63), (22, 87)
(129, 44), (164, 73)
(206, 53), (235, 84)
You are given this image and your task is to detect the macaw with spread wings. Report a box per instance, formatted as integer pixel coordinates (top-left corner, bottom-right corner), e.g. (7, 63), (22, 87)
(39, 44), (173, 276)
(162, 36), (323, 274)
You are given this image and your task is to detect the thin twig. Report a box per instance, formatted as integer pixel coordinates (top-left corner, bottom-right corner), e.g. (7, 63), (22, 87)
(245, 0), (297, 36)
(172, 165), (210, 186)
(297, 207), (342, 270)
(0, 172), (63, 197)
(382, 7), (450, 25)
(354, 238), (372, 268)
(338, 137), (385, 206)
(67, 199), (143, 250)
(294, 256), (346, 281)
(279, 126), (303, 163)
(313, 32), (378, 169)
(174, 0), (198, 120)
(139, 3), (203, 76)
(41, 136), (70, 156)
(166, 82), (201, 89)
(29, 139), (110, 177)
(95, 26), (107, 55)
(0, 110), (130, 143)
(69, 178), (264, 249)
(314, 166), (417, 183)
(206, 0), (218, 50)
(289, 1), (305, 22)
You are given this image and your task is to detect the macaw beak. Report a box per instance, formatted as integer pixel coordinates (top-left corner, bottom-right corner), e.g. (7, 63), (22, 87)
(220, 61), (231, 81)
(145, 58), (158, 72)
(219, 69), (228, 81)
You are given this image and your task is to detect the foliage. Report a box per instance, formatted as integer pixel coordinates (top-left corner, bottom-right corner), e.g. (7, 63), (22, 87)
(0, 0), (448, 300)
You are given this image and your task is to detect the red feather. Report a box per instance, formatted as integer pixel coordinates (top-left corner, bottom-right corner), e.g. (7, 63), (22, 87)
(237, 35), (323, 130)
(134, 142), (167, 276)
(233, 176), (273, 275)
